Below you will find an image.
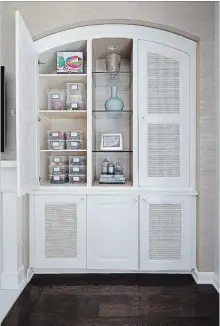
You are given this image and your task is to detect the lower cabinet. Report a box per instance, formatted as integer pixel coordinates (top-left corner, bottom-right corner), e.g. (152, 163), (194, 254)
(87, 195), (139, 270)
(34, 195), (86, 269)
(32, 193), (194, 272)
(140, 195), (193, 271)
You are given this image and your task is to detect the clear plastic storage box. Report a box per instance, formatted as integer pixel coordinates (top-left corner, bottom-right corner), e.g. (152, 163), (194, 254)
(69, 174), (86, 184)
(49, 174), (69, 184)
(66, 131), (83, 141)
(69, 164), (86, 175)
(66, 102), (85, 111)
(66, 83), (86, 110)
(47, 90), (66, 111)
(49, 165), (68, 175)
(66, 140), (83, 150)
(48, 140), (65, 150)
(68, 156), (86, 165)
(48, 131), (66, 141)
(49, 156), (68, 166)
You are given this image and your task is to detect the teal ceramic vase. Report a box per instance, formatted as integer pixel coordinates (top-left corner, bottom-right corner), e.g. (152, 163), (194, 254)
(105, 86), (124, 112)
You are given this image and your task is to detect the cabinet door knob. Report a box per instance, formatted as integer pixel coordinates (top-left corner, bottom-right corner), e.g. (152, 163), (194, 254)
(80, 198), (84, 202)
(142, 198), (146, 203)
(141, 116), (145, 120)
(133, 198), (137, 203)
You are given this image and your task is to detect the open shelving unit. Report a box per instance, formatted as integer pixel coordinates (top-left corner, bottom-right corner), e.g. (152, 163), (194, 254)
(38, 37), (134, 187)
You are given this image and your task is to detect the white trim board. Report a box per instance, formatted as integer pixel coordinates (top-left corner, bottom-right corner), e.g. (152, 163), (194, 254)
(192, 268), (219, 293)
(0, 268), (34, 323)
(213, 272), (220, 293)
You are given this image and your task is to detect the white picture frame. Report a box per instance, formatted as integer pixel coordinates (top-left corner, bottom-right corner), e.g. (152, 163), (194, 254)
(100, 133), (123, 151)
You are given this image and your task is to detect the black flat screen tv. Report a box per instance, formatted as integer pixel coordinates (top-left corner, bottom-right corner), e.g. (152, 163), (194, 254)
(1, 66), (5, 152)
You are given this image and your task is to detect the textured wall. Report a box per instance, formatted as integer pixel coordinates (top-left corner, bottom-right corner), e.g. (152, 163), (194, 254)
(1, 1), (216, 271)
(214, 2), (219, 280)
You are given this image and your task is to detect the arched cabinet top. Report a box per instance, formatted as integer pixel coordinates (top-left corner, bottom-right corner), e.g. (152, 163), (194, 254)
(35, 24), (196, 55)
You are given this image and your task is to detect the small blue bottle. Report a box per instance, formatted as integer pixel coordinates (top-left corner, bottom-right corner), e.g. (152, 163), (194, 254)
(105, 86), (124, 112)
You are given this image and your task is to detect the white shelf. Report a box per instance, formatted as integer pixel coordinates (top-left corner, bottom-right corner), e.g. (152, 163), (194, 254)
(40, 181), (87, 187)
(39, 73), (87, 84)
(93, 180), (133, 187)
(40, 149), (87, 152)
(39, 110), (87, 119)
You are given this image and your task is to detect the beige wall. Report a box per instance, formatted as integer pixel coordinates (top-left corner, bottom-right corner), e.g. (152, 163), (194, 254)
(1, 1), (216, 271)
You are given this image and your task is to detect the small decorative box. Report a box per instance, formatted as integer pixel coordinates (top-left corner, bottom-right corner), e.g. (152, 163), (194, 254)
(57, 52), (84, 74)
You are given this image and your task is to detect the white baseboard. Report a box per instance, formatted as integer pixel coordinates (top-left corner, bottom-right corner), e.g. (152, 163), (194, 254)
(0, 266), (34, 290)
(192, 267), (214, 284)
(213, 272), (219, 293)
(192, 268), (219, 293)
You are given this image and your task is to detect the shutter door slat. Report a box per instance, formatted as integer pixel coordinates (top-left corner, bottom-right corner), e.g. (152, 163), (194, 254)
(45, 204), (77, 259)
(149, 203), (182, 260)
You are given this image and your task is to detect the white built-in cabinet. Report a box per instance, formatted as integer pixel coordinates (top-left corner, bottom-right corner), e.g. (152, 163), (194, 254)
(87, 195), (138, 270)
(14, 11), (197, 273)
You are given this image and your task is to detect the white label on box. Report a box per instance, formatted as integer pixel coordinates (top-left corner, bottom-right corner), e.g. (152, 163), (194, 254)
(54, 167), (60, 172)
(71, 132), (77, 137)
(73, 176), (80, 182)
(73, 157), (80, 163)
(52, 132), (58, 137)
(54, 176), (60, 181)
(73, 167), (80, 172)
(54, 157), (60, 163)
(53, 142), (59, 147)
(71, 142), (77, 147)
(52, 94), (60, 99)
(71, 103), (78, 109)
(71, 84), (78, 90)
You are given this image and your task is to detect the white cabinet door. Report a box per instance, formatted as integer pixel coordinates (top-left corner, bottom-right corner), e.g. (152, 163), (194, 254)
(15, 11), (39, 196)
(34, 195), (86, 269)
(140, 195), (193, 271)
(87, 195), (138, 271)
(138, 39), (193, 187)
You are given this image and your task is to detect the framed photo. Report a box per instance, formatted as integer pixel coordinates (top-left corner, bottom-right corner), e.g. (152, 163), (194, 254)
(100, 133), (123, 151)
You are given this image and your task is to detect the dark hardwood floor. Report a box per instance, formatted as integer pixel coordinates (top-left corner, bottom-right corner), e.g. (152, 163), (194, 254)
(2, 274), (219, 326)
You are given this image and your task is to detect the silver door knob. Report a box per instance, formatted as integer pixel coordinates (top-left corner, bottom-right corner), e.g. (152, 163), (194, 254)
(80, 198), (84, 202)
(133, 198), (137, 203)
(142, 198), (146, 203)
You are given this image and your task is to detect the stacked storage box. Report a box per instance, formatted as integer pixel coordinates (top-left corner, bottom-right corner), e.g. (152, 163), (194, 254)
(48, 131), (86, 184)
(66, 83), (86, 110)
(47, 84), (86, 111)
(49, 155), (69, 184)
(68, 155), (86, 184)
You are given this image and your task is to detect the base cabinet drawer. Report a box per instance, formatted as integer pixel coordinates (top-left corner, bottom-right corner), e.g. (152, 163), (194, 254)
(140, 195), (193, 271)
(87, 195), (139, 271)
(33, 195), (86, 269)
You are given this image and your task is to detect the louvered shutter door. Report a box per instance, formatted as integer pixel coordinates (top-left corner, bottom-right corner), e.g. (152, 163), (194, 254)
(138, 40), (190, 187)
(34, 195), (86, 269)
(140, 196), (192, 271)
